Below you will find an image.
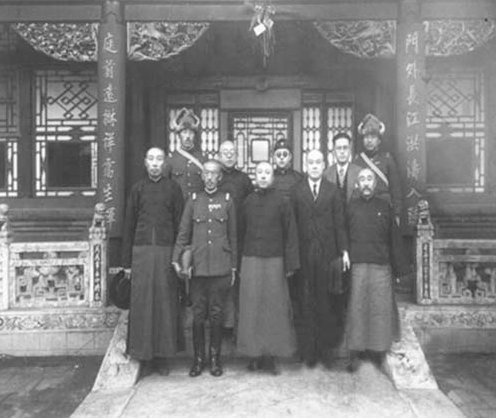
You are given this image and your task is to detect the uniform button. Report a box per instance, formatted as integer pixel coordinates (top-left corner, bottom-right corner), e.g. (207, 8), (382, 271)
(208, 219), (212, 222)
(208, 240), (212, 244)
(208, 230), (211, 234)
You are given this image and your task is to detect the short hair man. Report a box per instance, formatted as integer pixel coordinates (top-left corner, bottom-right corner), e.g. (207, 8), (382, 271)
(290, 149), (350, 369)
(164, 108), (206, 200)
(272, 138), (303, 200)
(173, 160), (237, 378)
(122, 147), (185, 378)
(217, 140), (253, 331)
(324, 133), (361, 206)
(354, 114), (402, 225)
(345, 168), (408, 372)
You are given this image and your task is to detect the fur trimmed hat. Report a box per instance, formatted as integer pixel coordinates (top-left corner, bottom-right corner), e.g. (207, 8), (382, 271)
(357, 114), (386, 137)
(171, 108), (201, 132)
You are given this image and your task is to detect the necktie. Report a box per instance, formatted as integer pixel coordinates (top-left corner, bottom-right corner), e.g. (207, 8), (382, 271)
(312, 183), (318, 200)
(338, 167), (345, 187)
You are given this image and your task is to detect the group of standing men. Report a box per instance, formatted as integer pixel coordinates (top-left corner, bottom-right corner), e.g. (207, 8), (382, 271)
(121, 108), (408, 379)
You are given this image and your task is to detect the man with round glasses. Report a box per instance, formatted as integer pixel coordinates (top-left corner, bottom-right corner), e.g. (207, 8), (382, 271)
(272, 139), (303, 201)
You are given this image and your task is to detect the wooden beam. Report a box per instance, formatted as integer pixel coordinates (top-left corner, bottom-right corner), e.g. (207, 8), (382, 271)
(0, 5), (101, 21)
(421, 0), (496, 19)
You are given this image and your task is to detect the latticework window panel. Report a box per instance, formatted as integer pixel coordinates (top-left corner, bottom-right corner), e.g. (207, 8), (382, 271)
(302, 100), (353, 171)
(426, 70), (485, 193)
(0, 67), (19, 197)
(35, 69), (98, 197)
(230, 112), (291, 180)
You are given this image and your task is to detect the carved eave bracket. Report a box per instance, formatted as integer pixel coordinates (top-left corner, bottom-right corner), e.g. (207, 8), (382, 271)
(314, 19), (496, 59)
(12, 22), (209, 62)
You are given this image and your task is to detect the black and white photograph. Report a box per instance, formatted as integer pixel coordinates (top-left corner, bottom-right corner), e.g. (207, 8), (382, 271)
(0, 0), (495, 417)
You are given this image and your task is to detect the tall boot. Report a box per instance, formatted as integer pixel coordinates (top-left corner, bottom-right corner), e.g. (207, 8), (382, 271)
(189, 322), (205, 377)
(209, 324), (223, 377)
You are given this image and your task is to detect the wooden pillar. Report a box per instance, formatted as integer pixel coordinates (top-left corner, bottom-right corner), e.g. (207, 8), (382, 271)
(97, 0), (126, 238)
(396, 0), (427, 231)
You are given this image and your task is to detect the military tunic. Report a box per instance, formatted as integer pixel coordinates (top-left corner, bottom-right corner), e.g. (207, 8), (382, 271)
(164, 149), (206, 200)
(122, 176), (184, 361)
(273, 167), (304, 201)
(354, 151), (402, 217)
(173, 190), (237, 326)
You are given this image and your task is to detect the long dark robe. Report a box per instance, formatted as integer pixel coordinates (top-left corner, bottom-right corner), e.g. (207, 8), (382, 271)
(237, 188), (299, 357)
(122, 176), (184, 360)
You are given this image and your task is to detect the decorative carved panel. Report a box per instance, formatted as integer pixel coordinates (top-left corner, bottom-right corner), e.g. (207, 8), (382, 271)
(314, 19), (496, 58)
(9, 243), (90, 308)
(127, 22), (209, 61)
(425, 19), (496, 56)
(314, 20), (396, 59)
(12, 22), (209, 62)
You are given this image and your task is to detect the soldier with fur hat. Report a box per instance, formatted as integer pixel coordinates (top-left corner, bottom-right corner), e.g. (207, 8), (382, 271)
(164, 108), (206, 200)
(354, 114), (402, 225)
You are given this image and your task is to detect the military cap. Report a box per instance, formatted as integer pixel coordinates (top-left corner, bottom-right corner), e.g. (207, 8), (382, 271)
(171, 108), (201, 132)
(357, 113), (386, 137)
(273, 138), (292, 153)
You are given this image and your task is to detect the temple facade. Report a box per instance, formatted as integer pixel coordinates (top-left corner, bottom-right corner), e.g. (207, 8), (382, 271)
(0, 0), (495, 355)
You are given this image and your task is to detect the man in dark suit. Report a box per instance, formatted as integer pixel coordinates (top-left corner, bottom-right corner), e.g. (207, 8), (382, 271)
(324, 132), (361, 207)
(291, 149), (350, 369)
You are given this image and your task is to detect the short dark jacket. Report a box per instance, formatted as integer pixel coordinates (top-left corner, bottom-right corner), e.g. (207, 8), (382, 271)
(173, 190), (237, 277)
(164, 149), (206, 200)
(121, 176), (184, 268)
(354, 151), (402, 217)
(346, 195), (409, 277)
(290, 177), (348, 261)
(240, 188), (300, 272)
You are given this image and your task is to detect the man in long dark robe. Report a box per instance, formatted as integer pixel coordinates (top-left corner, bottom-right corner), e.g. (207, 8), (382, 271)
(291, 149), (350, 369)
(346, 168), (409, 373)
(122, 147), (184, 378)
(217, 140), (253, 332)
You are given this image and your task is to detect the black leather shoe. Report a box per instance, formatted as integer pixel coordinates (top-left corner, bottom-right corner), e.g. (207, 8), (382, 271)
(154, 358), (170, 376)
(305, 358), (318, 368)
(247, 357), (260, 371)
(140, 360), (154, 379)
(346, 357), (360, 373)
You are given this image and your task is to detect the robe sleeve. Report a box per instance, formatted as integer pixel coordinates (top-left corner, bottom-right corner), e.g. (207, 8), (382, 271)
(172, 197), (194, 264)
(226, 198), (238, 270)
(282, 198), (300, 273)
(386, 154), (403, 218)
(121, 183), (140, 268)
(171, 180), (184, 240)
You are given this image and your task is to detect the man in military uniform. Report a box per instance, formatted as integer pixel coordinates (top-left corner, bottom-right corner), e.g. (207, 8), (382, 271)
(217, 140), (253, 332)
(272, 138), (303, 201)
(354, 114), (402, 225)
(164, 108), (206, 200)
(173, 160), (237, 378)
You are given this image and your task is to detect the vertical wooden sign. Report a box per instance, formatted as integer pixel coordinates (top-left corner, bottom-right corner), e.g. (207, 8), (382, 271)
(97, 0), (126, 237)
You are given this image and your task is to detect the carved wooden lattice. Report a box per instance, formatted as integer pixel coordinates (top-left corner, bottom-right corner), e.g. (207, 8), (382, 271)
(302, 95), (354, 171)
(230, 112), (291, 179)
(426, 70), (485, 193)
(35, 69), (98, 197)
(0, 67), (19, 197)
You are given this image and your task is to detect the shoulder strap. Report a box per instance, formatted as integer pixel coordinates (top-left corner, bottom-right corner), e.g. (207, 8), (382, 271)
(359, 152), (389, 187)
(177, 148), (204, 171)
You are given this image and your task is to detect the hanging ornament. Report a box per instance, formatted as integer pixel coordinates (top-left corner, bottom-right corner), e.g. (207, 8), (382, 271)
(247, 0), (275, 68)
